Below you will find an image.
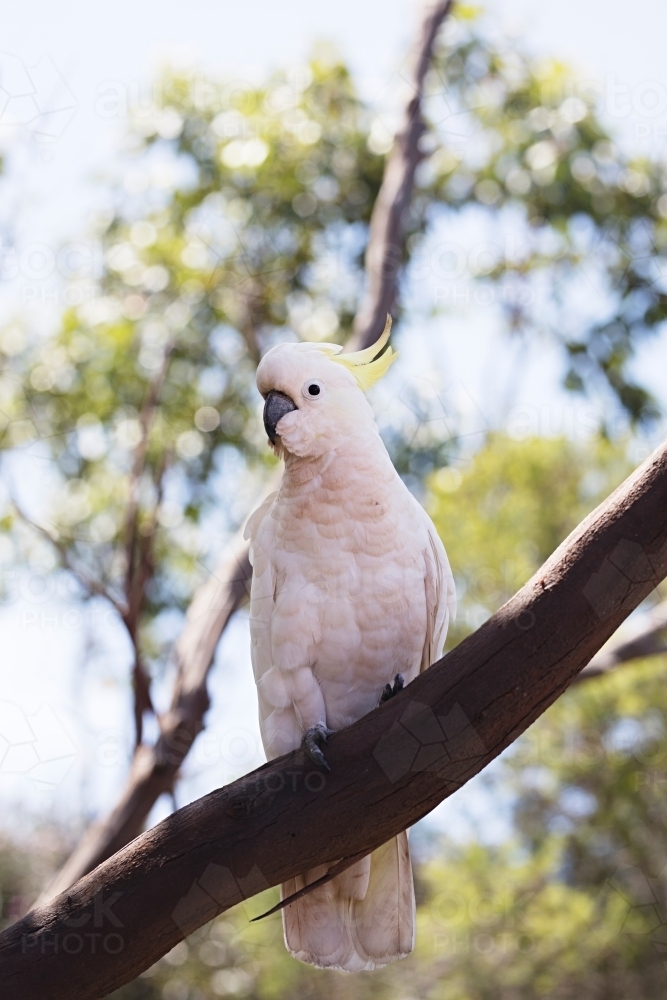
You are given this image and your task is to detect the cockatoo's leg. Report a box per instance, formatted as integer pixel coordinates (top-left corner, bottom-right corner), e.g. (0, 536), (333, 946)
(301, 723), (335, 770)
(379, 673), (404, 704)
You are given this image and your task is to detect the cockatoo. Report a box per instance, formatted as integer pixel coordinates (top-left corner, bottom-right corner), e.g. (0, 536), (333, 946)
(245, 318), (455, 972)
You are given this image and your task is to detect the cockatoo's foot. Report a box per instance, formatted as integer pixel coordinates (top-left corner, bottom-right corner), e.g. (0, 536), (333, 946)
(380, 673), (404, 704)
(301, 724), (335, 771)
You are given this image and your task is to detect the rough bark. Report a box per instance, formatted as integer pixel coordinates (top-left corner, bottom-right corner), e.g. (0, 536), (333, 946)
(4, 436), (667, 1000)
(38, 0), (456, 903)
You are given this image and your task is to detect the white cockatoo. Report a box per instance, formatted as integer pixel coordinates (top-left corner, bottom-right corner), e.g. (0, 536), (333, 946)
(245, 318), (455, 972)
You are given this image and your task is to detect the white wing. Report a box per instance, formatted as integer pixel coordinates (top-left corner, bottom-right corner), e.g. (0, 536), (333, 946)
(411, 497), (456, 673)
(244, 489), (278, 564)
(244, 491), (278, 699)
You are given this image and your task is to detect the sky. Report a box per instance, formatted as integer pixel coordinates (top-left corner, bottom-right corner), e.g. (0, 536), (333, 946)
(1, 0), (667, 850)
(3, 0), (667, 246)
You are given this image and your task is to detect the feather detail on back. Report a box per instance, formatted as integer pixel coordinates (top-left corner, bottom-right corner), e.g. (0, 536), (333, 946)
(416, 498), (456, 672)
(244, 491), (279, 721)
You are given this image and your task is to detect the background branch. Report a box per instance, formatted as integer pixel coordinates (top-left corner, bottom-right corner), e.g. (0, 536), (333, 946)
(121, 348), (174, 745)
(4, 435), (667, 1000)
(348, 0), (454, 351)
(10, 498), (127, 617)
(35, 521), (255, 905)
(574, 598), (667, 682)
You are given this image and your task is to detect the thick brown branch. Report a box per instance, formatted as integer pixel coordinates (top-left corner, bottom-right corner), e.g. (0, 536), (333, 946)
(4, 437), (667, 1000)
(349, 0), (454, 351)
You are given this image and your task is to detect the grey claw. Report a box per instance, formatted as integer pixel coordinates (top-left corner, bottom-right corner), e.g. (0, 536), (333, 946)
(302, 724), (334, 771)
(309, 743), (330, 771)
(380, 673), (404, 704)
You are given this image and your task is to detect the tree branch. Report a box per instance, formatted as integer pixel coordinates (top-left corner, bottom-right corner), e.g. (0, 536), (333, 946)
(3, 436), (667, 1000)
(9, 498), (127, 617)
(574, 598), (667, 682)
(121, 348), (174, 744)
(122, 345), (173, 614)
(125, 455), (170, 748)
(349, 0), (454, 351)
(37, 0), (456, 903)
(34, 522), (255, 906)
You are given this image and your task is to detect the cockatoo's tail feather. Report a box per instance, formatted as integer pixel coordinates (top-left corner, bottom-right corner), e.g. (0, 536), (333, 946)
(281, 832), (415, 972)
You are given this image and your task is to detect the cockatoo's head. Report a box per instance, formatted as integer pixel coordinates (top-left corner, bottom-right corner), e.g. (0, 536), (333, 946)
(256, 317), (397, 459)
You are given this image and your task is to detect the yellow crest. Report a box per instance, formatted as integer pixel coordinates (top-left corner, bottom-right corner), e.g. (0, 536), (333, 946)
(324, 316), (398, 391)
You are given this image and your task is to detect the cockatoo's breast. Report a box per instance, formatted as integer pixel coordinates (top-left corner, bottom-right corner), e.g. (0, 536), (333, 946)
(265, 446), (433, 730)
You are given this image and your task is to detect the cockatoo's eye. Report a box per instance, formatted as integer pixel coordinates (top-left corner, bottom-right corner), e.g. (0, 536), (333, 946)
(303, 380), (324, 399)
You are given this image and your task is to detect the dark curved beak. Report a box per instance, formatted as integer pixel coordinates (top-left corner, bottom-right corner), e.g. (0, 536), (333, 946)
(263, 390), (298, 444)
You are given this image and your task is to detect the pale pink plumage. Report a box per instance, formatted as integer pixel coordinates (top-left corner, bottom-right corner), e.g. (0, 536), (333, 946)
(246, 338), (455, 971)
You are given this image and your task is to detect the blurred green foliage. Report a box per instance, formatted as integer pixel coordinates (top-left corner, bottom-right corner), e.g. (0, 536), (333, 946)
(0, 53), (391, 676)
(426, 12), (667, 425)
(428, 433), (634, 645)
